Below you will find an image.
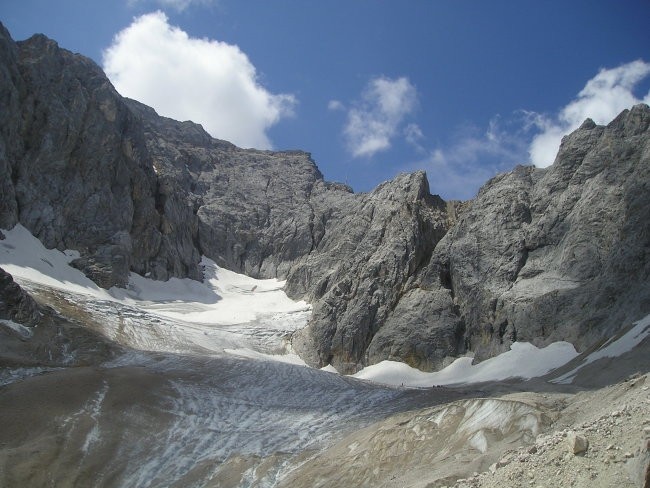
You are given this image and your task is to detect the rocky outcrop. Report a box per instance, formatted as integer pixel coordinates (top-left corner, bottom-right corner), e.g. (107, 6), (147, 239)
(292, 104), (650, 373)
(0, 267), (40, 325)
(0, 266), (117, 368)
(1, 22), (649, 374)
(123, 98), (329, 280)
(429, 105), (650, 362)
(289, 172), (458, 372)
(0, 24), (457, 372)
(0, 24), (174, 288)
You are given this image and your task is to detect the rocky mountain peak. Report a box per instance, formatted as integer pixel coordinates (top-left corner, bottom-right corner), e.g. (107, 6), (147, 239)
(372, 170), (432, 201)
(612, 102), (650, 135)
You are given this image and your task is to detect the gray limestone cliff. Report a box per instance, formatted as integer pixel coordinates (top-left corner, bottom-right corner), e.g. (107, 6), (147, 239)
(428, 107), (650, 362)
(0, 267), (40, 326)
(1, 23), (649, 374)
(0, 25), (177, 288)
(289, 106), (650, 373)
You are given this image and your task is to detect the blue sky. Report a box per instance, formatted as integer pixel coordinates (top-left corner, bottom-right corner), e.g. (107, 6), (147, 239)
(2, 0), (649, 199)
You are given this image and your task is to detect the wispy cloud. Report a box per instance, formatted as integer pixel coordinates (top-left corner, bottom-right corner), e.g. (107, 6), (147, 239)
(411, 116), (529, 200)
(404, 123), (425, 152)
(103, 11), (296, 149)
(127, 0), (217, 12)
(327, 99), (345, 111)
(528, 60), (650, 167)
(343, 76), (418, 158)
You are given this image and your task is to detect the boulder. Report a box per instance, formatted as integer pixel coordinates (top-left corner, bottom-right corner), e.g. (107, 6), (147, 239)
(566, 432), (589, 455)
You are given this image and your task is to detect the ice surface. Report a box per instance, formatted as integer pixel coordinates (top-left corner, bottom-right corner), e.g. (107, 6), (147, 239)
(79, 381), (109, 454)
(0, 366), (61, 386)
(0, 318), (33, 339)
(223, 348), (308, 366)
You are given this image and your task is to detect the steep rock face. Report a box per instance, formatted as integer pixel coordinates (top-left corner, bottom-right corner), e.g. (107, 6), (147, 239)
(294, 105), (650, 372)
(289, 172), (456, 373)
(125, 98), (330, 280)
(430, 105), (650, 361)
(0, 267), (40, 325)
(0, 25), (175, 287)
(0, 25), (21, 231)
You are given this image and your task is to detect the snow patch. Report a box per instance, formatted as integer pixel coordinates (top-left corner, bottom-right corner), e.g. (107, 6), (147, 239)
(0, 224), (108, 298)
(112, 257), (310, 326)
(320, 364), (339, 374)
(469, 430), (488, 453)
(0, 224), (310, 362)
(224, 348), (308, 366)
(552, 313), (650, 384)
(353, 341), (578, 388)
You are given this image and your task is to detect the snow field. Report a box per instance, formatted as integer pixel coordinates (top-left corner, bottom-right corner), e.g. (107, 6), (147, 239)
(0, 224), (309, 359)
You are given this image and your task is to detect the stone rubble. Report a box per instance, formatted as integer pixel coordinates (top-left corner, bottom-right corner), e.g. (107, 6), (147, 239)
(450, 375), (650, 488)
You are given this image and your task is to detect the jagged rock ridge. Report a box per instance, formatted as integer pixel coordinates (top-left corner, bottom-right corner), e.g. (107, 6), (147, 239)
(1, 23), (649, 373)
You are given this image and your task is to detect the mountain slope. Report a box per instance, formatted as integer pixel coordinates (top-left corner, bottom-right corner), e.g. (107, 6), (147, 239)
(1, 22), (649, 373)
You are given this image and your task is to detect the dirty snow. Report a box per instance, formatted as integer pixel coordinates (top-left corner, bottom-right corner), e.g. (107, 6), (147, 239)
(0, 318), (33, 340)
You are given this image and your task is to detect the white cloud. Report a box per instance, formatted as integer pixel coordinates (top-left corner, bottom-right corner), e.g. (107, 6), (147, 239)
(328, 99), (345, 111)
(103, 11), (296, 149)
(128, 0), (216, 12)
(343, 76), (418, 158)
(412, 117), (529, 200)
(529, 60), (650, 167)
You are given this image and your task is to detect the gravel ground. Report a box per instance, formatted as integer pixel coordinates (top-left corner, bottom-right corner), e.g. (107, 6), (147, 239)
(277, 372), (649, 488)
(450, 374), (649, 488)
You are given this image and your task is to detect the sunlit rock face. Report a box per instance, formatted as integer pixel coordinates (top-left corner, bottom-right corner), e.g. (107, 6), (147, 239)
(429, 104), (650, 363)
(1, 19), (649, 373)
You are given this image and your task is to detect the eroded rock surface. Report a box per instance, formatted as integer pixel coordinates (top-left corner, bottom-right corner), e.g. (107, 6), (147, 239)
(429, 105), (650, 362)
